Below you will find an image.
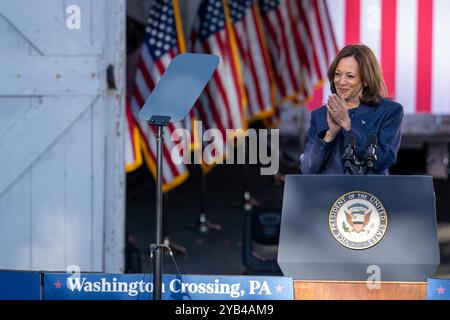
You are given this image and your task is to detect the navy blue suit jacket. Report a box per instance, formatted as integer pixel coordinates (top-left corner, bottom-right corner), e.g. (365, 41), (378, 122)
(301, 98), (404, 175)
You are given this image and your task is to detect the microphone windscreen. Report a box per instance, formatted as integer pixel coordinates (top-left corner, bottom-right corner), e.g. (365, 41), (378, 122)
(366, 133), (377, 145)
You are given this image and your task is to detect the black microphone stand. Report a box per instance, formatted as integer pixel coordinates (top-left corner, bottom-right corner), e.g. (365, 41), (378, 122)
(342, 134), (357, 175)
(343, 159), (354, 175)
(195, 170), (221, 233)
(364, 160), (376, 175)
(363, 134), (378, 175)
(185, 165), (221, 233)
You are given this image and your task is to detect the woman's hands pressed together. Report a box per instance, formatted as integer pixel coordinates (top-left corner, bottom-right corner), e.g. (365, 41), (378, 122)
(327, 94), (352, 132)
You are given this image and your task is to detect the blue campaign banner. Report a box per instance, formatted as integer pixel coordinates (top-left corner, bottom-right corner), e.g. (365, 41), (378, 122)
(0, 271), (41, 300)
(427, 278), (450, 300)
(43, 273), (293, 300)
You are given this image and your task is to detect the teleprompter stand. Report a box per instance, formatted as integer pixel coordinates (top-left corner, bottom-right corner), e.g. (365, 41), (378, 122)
(138, 53), (218, 300)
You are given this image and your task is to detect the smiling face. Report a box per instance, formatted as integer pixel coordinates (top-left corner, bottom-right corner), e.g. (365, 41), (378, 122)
(333, 56), (364, 107)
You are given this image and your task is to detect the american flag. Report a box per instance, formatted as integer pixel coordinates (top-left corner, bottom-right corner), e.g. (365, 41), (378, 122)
(308, 0), (450, 115)
(125, 99), (142, 173)
(228, 0), (276, 122)
(130, 0), (189, 191)
(259, 0), (337, 101)
(191, 0), (247, 165)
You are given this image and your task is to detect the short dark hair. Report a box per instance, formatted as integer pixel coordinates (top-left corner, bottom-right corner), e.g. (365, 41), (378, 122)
(328, 44), (387, 106)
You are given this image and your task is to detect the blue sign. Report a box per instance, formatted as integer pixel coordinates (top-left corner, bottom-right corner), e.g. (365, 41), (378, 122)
(43, 273), (293, 300)
(427, 278), (450, 300)
(0, 271), (41, 300)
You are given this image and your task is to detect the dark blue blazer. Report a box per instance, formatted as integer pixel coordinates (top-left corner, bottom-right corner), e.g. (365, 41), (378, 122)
(300, 98), (404, 175)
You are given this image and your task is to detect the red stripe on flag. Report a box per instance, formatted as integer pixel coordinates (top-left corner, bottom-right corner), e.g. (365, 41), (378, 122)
(133, 84), (145, 108)
(241, 19), (265, 114)
(313, 0), (330, 64)
(287, 5), (311, 77)
(264, 15), (287, 96)
(345, 0), (360, 44)
(308, 87), (324, 111)
(205, 87), (227, 134)
(235, 25), (247, 60)
(149, 124), (178, 178)
(381, 0), (397, 98)
(234, 28), (253, 115)
(220, 17), (245, 124)
(199, 77), (227, 135)
(137, 125), (157, 160)
(167, 122), (177, 141)
(138, 58), (156, 91)
(135, 124), (162, 182)
(248, 13), (269, 115)
(275, 8), (299, 93)
(195, 100), (211, 132)
(154, 58), (166, 76)
(132, 91), (163, 181)
(297, 5), (322, 80)
(203, 39), (234, 129)
(416, 0), (433, 113)
(323, 0), (339, 54)
(252, 6), (273, 99)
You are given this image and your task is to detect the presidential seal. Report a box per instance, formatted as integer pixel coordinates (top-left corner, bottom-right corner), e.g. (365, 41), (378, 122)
(329, 191), (388, 250)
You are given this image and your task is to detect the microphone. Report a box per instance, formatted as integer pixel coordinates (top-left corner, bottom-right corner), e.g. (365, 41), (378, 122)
(364, 133), (378, 174)
(342, 133), (356, 174)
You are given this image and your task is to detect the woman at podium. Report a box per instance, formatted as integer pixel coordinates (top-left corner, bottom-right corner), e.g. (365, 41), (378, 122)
(300, 44), (403, 175)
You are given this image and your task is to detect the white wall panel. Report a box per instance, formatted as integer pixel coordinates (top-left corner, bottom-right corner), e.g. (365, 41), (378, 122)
(0, 0), (125, 272)
(0, 171), (31, 269)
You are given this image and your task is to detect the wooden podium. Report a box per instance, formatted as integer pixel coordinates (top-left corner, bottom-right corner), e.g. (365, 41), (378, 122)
(293, 280), (427, 300)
